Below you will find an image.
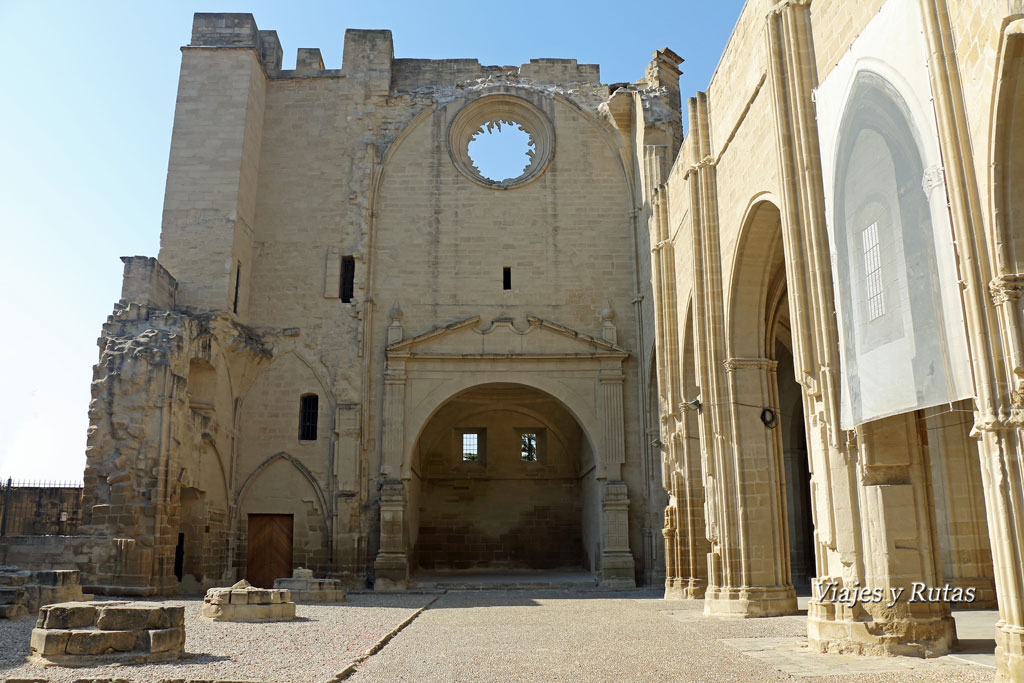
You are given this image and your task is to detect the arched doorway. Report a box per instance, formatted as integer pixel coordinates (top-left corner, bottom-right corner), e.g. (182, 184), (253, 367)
(410, 383), (598, 575)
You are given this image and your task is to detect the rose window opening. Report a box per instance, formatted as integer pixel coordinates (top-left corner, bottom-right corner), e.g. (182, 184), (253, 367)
(466, 119), (536, 184)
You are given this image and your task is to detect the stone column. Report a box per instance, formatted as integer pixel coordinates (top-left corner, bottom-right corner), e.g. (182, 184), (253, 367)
(918, 3), (1024, 678)
(380, 359), (406, 479)
(809, 413), (955, 656)
(597, 366), (635, 587)
(977, 427), (1024, 682)
(683, 93), (795, 617)
(717, 358), (796, 616)
(670, 426), (708, 599)
(762, 0), (954, 650)
(925, 404), (997, 608)
(600, 481), (636, 588)
(662, 503), (679, 597)
(373, 480), (408, 591)
(374, 354), (408, 589)
(599, 366), (627, 479)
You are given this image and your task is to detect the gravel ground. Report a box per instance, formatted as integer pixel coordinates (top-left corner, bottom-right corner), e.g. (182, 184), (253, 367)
(346, 590), (994, 683)
(0, 593), (433, 683)
(0, 590), (998, 682)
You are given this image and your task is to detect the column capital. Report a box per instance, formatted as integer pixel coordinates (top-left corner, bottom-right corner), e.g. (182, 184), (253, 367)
(723, 357), (778, 373)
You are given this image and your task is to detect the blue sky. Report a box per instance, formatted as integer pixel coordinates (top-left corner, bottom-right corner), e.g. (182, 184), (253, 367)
(0, 1), (744, 481)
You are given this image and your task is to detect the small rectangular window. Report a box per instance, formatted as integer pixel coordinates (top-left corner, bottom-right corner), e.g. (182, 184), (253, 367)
(503, 267), (511, 291)
(861, 222), (884, 321)
(299, 394), (319, 440)
(462, 432), (479, 461)
(341, 256), (355, 303)
(520, 432), (538, 462)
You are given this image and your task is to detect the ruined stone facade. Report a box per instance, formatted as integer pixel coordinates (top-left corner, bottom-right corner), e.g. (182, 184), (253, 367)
(40, 1), (1024, 681)
(74, 13), (677, 598)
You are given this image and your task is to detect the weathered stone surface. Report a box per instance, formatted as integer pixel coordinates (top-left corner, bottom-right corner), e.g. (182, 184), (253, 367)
(28, 600), (185, 666)
(48, 6), (1024, 682)
(0, 567), (86, 618)
(274, 573), (346, 603)
(201, 584), (296, 622)
(143, 626), (186, 653)
(65, 629), (138, 655)
(41, 603), (97, 630)
(29, 628), (70, 656)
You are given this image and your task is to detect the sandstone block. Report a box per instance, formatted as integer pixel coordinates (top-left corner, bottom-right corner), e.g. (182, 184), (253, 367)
(96, 605), (156, 631)
(29, 628), (70, 656)
(41, 604), (97, 630)
(145, 626), (185, 653)
(162, 604), (185, 627)
(230, 589), (249, 605)
(65, 629), (138, 655)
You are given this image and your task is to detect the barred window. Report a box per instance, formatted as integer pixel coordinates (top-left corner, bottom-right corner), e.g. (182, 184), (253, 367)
(299, 394), (318, 441)
(862, 221), (885, 320)
(462, 432), (479, 461)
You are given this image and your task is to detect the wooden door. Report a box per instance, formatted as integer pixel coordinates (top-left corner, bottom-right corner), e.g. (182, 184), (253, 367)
(247, 514), (293, 588)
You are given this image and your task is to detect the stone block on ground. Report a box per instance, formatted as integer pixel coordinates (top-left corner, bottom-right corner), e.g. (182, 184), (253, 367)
(27, 600), (185, 666)
(201, 579), (297, 621)
(0, 566), (87, 618)
(274, 569), (346, 603)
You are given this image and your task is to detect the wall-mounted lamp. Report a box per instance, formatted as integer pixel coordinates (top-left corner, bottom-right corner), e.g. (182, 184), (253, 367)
(682, 397), (702, 412)
(650, 439), (664, 449)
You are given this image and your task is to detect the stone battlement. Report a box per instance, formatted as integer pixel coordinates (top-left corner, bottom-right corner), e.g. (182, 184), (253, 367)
(186, 13), (601, 86)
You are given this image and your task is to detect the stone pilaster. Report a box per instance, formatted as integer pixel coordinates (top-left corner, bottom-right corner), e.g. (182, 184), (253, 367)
(599, 367), (626, 479)
(372, 480), (408, 591)
(599, 481), (635, 588)
(380, 360), (406, 478)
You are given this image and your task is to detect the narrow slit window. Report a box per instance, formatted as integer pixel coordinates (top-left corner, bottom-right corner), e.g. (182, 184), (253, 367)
(520, 432), (538, 462)
(340, 256), (355, 303)
(861, 222), (884, 320)
(232, 263), (241, 314)
(462, 432), (479, 461)
(503, 267), (511, 291)
(299, 394), (319, 440)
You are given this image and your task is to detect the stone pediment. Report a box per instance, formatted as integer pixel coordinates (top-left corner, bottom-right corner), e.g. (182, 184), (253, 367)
(387, 316), (628, 359)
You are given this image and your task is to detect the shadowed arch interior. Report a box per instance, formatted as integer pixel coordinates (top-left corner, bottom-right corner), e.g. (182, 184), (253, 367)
(410, 382), (597, 575)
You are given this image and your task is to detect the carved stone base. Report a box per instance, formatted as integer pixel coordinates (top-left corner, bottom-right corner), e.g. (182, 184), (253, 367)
(373, 554), (409, 591)
(807, 598), (954, 657)
(599, 552), (636, 589)
(995, 621), (1024, 683)
(665, 577), (706, 600)
(704, 584), (797, 617)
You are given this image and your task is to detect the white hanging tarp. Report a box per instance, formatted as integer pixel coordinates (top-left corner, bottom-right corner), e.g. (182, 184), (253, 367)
(813, 0), (973, 429)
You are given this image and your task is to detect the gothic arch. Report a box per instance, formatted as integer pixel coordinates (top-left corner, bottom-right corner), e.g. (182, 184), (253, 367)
(726, 196), (786, 360)
(234, 451), (330, 531)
